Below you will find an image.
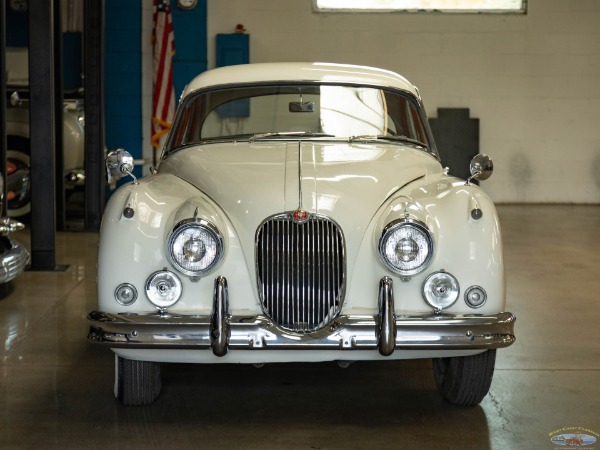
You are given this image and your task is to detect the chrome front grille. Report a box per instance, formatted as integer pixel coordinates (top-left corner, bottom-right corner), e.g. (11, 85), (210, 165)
(256, 213), (345, 333)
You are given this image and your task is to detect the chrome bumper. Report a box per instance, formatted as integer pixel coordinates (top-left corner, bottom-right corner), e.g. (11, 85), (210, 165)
(0, 236), (30, 284)
(88, 277), (516, 357)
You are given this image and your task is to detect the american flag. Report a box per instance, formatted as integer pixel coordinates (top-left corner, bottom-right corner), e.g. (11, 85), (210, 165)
(151, 0), (175, 160)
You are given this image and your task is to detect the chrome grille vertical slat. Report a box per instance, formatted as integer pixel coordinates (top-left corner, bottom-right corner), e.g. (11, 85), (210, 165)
(326, 220), (331, 320)
(301, 221), (306, 328)
(260, 223), (265, 309)
(273, 220), (278, 324)
(332, 220), (338, 317)
(295, 222), (300, 329)
(310, 219), (315, 328)
(284, 218), (292, 323)
(256, 213), (345, 333)
(316, 219), (322, 326)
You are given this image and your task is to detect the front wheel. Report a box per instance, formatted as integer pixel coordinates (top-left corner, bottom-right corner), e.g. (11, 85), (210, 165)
(114, 355), (161, 405)
(432, 349), (496, 406)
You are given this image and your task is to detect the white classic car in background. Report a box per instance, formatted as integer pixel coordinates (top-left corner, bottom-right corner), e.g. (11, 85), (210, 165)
(5, 47), (85, 218)
(88, 62), (516, 406)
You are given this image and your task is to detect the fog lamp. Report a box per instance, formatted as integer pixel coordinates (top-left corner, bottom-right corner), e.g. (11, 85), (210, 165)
(145, 270), (182, 309)
(422, 271), (460, 310)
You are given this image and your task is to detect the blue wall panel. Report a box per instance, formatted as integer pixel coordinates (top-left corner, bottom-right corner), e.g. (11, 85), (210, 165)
(103, 0), (207, 190)
(216, 34), (250, 117)
(171, 0), (207, 103)
(104, 0), (142, 179)
(62, 32), (82, 90)
(5, 7), (28, 47)
(216, 34), (249, 67)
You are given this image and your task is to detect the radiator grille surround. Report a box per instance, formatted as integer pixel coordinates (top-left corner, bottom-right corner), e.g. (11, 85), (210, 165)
(255, 213), (346, 333)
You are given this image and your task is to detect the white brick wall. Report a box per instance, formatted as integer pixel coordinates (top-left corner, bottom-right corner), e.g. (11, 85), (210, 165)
(205, 0), (600, 203)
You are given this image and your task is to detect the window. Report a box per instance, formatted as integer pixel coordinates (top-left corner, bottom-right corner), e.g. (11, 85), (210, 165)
(314, 0), (526, 14)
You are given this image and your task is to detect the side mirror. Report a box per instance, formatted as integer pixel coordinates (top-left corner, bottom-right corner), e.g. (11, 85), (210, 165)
(466, 154), (493, 185)
(106, 148), (137, 185)
(10, 91), (21, 107)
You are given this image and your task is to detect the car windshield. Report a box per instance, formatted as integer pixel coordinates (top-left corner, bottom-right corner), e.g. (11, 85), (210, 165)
(167, 83), (431, 151)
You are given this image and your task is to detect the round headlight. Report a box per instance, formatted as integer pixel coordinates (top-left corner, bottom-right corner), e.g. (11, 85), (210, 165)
(167, 219), (223, 276)
(145, 270), (182, 309)
(379, 219), (433, 276)
(422, 271), (460, 310)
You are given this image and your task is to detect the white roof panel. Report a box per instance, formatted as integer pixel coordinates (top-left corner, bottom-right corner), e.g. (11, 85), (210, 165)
(182, 62), (418, 99)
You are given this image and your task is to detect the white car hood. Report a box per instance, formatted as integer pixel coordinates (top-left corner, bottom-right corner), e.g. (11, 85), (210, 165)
(160, 141), (440, 242)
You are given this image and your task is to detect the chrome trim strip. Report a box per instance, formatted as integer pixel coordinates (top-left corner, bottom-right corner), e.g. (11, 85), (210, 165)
(297, 141), (303, 210)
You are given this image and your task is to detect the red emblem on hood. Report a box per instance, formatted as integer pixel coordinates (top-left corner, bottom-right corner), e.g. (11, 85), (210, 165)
(292, 209), (309, 222)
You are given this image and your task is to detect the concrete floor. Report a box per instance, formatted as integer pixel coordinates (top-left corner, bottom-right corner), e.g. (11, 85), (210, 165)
(1, 205), (599, 449)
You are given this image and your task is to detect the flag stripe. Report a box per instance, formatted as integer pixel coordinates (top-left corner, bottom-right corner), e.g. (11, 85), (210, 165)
(152, 0), (175, 151)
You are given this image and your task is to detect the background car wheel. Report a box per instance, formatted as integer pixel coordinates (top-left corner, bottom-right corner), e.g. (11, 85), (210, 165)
(114, 355), (161, 405)
(6, 136), (32, 219)
(432, 349), (496, 406)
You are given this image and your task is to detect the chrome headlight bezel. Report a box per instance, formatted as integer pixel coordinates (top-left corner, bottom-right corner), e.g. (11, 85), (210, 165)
(378, 218), (434, 277)
(167, 218), (224, 277)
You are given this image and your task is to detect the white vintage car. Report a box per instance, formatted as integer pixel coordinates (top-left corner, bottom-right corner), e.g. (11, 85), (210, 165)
(5, 47), (85, 218)
(88, 62), (515, 406)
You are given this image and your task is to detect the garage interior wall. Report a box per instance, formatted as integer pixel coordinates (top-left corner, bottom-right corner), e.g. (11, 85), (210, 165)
(202, 0), (600, 204)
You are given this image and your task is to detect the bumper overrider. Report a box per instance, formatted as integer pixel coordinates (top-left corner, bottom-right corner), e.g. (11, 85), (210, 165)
(0, 236), (30, 284)
(88, 277), (516, 357)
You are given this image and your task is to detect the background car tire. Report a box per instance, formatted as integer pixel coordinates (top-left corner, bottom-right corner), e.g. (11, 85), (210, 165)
(6, 136), (31, 219)
(114, 355), (161, 405)
(432, 349), (496, 406)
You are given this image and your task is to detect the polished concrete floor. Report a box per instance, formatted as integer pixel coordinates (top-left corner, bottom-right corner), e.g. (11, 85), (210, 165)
(1, 205), (599, 449)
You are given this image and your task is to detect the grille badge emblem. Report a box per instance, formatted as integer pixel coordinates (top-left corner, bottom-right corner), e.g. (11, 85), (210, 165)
(292, 209), (309, 223)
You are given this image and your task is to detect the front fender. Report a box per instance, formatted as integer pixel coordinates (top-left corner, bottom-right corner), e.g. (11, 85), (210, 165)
(98, 174), (257, 315)
(347, 174), (504, 315)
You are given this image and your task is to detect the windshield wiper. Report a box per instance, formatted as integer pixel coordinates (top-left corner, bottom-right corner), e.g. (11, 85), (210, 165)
(348, 134), (427, 148)
(249, 131), (335, 142)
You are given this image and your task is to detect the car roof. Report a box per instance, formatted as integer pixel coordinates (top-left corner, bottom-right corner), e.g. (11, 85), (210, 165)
(181, 62), (419, 99)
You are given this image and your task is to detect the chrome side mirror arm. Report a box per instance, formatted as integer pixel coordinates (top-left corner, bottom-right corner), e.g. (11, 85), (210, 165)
(106, 148), (138, 186)
(466, 154), (493, 185)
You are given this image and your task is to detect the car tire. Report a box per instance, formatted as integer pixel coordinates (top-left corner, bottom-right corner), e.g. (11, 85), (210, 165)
(432, 349), (496, 406)
(6, 136), (31, 219)
(114, 355), (161, 405)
